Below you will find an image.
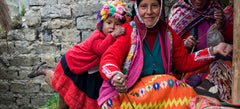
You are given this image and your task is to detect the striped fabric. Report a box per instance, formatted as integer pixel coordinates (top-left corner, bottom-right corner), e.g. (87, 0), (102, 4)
(207, 59), (232, 101)
(188, 95), (240, 109)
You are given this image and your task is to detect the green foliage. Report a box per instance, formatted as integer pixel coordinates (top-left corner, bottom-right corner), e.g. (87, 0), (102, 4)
(0, 27), (6, 32)
(21, 5), (26, 16)
(230, 0), (233, 6)
(12, 5), (26, 22)
(39, 93), (59, 109)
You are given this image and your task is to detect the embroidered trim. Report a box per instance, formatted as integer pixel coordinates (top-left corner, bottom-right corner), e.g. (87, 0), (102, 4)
(167, 30), (173, 67)
(102, 64), (120, 79)
(122, 21), (137, 75)
(168, 0), (222, 37)
(194, 48), (215, 61)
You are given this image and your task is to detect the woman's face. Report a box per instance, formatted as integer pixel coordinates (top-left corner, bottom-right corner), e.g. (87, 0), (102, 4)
(190, 0), (207, 9)
(137, 0), (161, 27)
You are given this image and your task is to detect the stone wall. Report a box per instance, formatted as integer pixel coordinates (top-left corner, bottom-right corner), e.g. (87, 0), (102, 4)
(0, 0), (228, 108)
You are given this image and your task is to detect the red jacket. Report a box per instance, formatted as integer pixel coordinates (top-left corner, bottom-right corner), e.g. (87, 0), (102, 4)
(99, 18), (215, 82)
(64, 29), (116, 74)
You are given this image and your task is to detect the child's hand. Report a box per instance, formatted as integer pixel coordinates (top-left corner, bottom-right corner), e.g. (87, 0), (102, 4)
(111, 27), (126, 38)
(112, 73), (127, 93)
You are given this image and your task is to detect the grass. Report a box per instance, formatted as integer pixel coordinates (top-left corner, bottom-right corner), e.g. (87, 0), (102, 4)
(39, 93), (59, 109)
(0, 27), (5, 32)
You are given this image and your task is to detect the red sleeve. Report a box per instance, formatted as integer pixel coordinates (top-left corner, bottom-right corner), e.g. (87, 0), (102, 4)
(99, 23), (132, 82)
(170, 27), (215, 72)
(182, 31), (191, 40)
(91, 32), (116, 56)
(220, 21), (233, 43)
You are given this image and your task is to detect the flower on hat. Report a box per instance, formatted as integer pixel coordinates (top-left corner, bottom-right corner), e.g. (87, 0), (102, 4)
(97, 0), (131, 24)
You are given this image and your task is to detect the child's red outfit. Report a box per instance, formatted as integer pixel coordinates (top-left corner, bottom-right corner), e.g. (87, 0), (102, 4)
(28, 1), (132, 108)
(65, 29), (116, 74)
(51, 24), (120, 109)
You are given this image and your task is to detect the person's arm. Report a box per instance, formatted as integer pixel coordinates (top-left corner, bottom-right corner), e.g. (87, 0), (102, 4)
(214, 10), (233, 43)
(170, 27), (232, 73)
(99, 23), (132, 82)
(91, 23), (130, 55)
(91, 32), (116, 56)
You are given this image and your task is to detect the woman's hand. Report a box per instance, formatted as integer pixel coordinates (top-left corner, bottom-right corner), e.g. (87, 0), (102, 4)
(214, 10), (225, 28)
(111, 27), (126, 38)
(184, 36), (200, 49)
(213, 42), (233, 56)
(112, 73), (127, 93)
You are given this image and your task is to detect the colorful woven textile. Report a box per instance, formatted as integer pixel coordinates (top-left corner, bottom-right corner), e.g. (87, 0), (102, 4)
(207, 60), (232, 102)
(96, 0), (131, 25)
(101, 75), (198, 109)
(122, 21), (137, 75)
(188, 95), (240, 109)
(168, 0), (222, 37)
(224, 5), (233, 24)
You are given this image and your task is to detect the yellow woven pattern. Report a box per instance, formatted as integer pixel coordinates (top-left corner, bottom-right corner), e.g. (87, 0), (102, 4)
(120, 96), (192, 109)
(144, 75), (166, 85)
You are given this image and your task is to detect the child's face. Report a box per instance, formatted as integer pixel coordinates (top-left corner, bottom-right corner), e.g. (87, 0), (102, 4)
(102, 16), (123, 36)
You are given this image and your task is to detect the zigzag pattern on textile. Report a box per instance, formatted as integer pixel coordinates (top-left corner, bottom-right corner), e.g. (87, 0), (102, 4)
(120, 96), (192, 108)
(144, 75), (166, 85)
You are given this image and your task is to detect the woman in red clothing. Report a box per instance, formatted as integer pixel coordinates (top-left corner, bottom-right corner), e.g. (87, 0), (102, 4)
(27, 1), (131, 109)
(224, 0), (233, 24)
(168, 0), (233, 102)
(97, 0), (233, 108)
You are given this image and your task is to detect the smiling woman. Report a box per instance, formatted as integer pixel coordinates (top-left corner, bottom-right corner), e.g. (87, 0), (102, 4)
(0, 0), (11, 32)
(137, 0), (161, 28)
(97, 0), (233, 108)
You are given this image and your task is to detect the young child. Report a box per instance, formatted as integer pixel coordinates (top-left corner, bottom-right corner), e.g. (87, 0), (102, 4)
(28, 1), (132, 109)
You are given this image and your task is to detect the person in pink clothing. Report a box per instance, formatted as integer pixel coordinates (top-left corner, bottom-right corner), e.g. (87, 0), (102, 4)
(27, 1), (131, 109)
(168, 0), (233, 102)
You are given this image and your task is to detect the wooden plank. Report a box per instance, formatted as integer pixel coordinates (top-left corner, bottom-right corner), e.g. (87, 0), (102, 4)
(0, 0), (11, 32)
(232, 0), (240, 104)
